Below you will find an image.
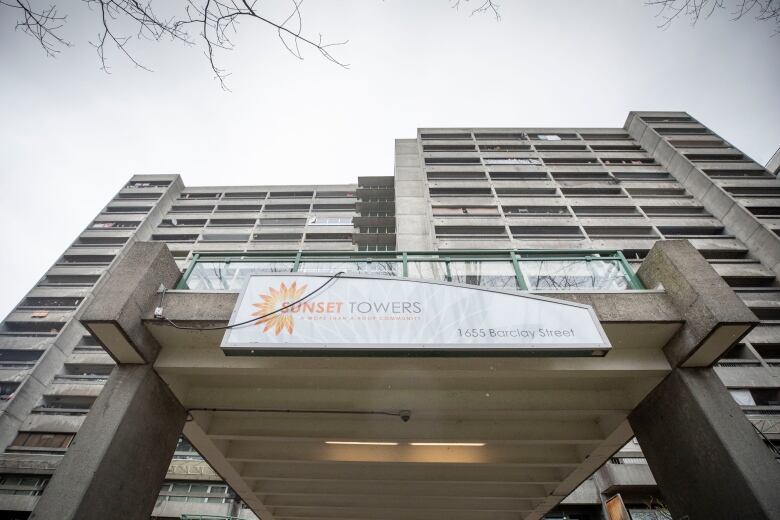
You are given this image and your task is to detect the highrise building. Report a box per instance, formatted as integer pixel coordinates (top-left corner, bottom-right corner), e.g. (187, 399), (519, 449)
(0, 111), (778, 520)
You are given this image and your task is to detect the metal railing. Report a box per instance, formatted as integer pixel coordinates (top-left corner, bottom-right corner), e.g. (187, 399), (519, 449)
(176, 249), (644, 292)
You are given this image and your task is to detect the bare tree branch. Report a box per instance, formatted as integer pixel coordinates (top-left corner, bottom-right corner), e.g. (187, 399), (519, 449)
(646, 0), (780, 33)
(1, 0), (349, 89)
(0, 0), (71, 56)
(452, 0), (501, 21)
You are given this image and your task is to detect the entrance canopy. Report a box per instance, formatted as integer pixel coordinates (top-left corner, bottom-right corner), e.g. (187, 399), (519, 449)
(146, 282), (680, 520)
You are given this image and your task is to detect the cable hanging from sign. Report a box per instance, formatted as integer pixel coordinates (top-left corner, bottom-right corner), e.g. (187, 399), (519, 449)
(154, 271), (345, 331)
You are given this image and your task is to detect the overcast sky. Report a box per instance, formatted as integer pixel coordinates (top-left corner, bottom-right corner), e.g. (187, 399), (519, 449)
(1, 0), (779, 317)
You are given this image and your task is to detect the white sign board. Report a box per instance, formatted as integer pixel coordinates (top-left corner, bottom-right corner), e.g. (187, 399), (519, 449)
(221, 274), (611, 356)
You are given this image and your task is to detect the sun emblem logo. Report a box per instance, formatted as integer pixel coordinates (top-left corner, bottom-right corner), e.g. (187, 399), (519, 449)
(251, 282), (308, 335)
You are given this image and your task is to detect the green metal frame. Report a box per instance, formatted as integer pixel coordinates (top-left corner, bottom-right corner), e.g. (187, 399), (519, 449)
(175, 249), (644, 291)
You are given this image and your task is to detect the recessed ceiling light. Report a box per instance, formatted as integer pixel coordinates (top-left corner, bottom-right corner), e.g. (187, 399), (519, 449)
(409, 442), (486, 447)
(325, 441), (399, 446)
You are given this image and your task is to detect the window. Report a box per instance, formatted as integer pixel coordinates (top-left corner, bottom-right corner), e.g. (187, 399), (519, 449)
(259, 218), (307, 226)
(602, 158), (656, 165)
(543, 157), (600, 165)
(18, 296), (83, 310)
(642, 116), (693, 123)
(489, 171), (548, 180)
(685, 153), (751, 163)
(424, 157), (481, 165)
(627, 187), (690, 198)
(126, 180), (170, 188)
(39, 274), (100, 286)
(58, 254), (114, 265)
(503, 206), (569, 216)
(90, 221), (139, 229)
(207, 219), (255, 227)
(151, 234), (199, 243)
(358, 244), (393, 252)
(730, 388), (780, 406)
(223, 191), (266, 199)
(534, 145), (588, 151)
(103, 206), (151, 214)
(590, 145), (643, 152)
(496, 187), (558, 197)
(511, 226), (583, 238)
(307, 215), (352, 226)
(561, 187), (624, 197)
(435, 226), (507, 237)
(432, 207), (499, 216)
(585, 226), (658, 238)
(520, 259), (631, 290)
(10, 432), (74, 449)
(420, 132), (472, 140)
(0, 475), (49, 496)
(312, 204), (356, 212)
(572, 206), (640, 217)
(160, 218), (207, 227)
(252, 232), (302, 242)
(304, 232), (353, 242)
(448, 261), (518, 289)
(725, 187), (780, 197)
(483, 158), (542, 165)
(0, 350), (42, 367)
(170, 205), (214, 213)
(199, 234), (250, 243)
(263, 204), (311, 212)
(423, 144), (476, 152)
(747, 207), (780, 217)
(0, 382), (19, 400)
(316, 191), (356, 198)
(427, 171), (486, 180)
(668, 139), (727, 148)
(474, 132), (526, 139)
(612, 171), (672, 181)
(185, 261), (295, 290)
(642, 206), (712, 217)
(269, 191), (313, 199)
(656, 127), (710, 135)
(704, 169), (772, 179)
(215, 205), (262, 213)
(551, 171), (612, 181)
(298, 261), (400, 276)
(580, 133), (631, 140)
(478, 144), (531, 152)
(358, 226), (395, 234)
(658, 226), (724, 237)
(179, 192), (220, 199)
(429, 187), (493, 197)
(158, 482), (231, 504)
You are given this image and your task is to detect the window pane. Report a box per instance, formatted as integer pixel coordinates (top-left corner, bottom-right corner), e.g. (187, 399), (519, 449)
(448, 261), (518, 289)
(298, 261), (400, 277)
(186, 261), (294, 290)
(406, 261), (447, 281)
(520, 260), (629, 290)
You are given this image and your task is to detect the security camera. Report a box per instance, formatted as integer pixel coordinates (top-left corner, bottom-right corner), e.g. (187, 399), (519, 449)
(400, 410), (411, 422)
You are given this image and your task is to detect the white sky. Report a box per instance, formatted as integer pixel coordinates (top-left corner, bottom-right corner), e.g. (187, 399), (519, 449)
(1, 0), (779, 317)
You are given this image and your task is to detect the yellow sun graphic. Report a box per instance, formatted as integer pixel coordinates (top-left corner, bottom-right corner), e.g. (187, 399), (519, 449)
(250, 282), (308, 335)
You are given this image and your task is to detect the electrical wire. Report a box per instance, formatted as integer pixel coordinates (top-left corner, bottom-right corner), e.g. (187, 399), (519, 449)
(158, 271), (345, 331)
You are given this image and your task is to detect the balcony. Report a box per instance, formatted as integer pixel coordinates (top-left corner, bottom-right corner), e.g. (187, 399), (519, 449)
(176, 250), (644, 292)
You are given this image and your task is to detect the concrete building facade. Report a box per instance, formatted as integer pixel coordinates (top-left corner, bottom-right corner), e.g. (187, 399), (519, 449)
(0, 111), (779, 520)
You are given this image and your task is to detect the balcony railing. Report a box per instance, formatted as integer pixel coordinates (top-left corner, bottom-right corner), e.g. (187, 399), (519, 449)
(176, 250), (644, 292)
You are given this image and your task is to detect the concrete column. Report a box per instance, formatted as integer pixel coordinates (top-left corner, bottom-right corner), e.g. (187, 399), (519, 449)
(30, 364), (186, 520)
(628, 368), (780, 520)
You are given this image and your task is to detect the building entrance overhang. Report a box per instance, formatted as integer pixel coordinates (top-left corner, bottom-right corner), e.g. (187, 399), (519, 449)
(69, 240), (761, 520)
(145, 288), (681, 520)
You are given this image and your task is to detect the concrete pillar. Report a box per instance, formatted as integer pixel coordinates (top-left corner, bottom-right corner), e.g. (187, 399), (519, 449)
(628, 368), (780, 520)
(30, 364), (186, 520)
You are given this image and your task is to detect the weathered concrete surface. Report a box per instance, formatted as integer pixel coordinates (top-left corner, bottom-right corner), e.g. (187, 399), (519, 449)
(637, 240), (758, 367)
(80, 241), (180, 363)
(30, 365), (186, 520)
(629, 368), (780, 520)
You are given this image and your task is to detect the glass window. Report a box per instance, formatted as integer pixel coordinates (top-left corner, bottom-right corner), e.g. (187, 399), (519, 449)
(308, 216), (353, 226)
(448, 261), (518, 289)
(298, 261), (400, 277)
(406, 261), (447, 281)
(185, 261), (295, 290)
(520, 259), (630, 290)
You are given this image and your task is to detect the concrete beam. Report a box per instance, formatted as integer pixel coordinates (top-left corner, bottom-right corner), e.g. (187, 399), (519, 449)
(30, 365), (186, 520)
(80, 241), (180, 364)
(637, 240), (758, 367)
(628, 368), (780, 520)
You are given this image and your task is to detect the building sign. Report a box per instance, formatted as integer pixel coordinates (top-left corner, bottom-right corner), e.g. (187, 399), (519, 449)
(221, 274), (611, 356)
